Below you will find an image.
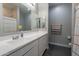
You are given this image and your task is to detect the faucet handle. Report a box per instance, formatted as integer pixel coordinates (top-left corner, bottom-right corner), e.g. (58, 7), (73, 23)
(12, 35), (19, 40)
(21, 33), (23, 37)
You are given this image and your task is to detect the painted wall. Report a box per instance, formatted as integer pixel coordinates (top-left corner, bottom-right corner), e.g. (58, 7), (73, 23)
(31, 3), (48, 30)
(38, 3), (48, 30)
(49, 3), (72, 47)
(31, 6), (38, 30)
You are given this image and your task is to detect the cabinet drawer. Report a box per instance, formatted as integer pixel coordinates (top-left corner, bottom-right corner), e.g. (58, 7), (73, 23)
(24, 47), (34, 56)
(33, 40), (38, 56)
(9, 42), (35, 56)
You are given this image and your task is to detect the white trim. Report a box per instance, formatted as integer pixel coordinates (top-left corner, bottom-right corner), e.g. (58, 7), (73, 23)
(49, 42), (71, 48)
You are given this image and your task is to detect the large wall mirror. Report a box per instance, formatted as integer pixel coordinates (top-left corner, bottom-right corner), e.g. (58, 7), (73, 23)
(0, 3), (47, 35)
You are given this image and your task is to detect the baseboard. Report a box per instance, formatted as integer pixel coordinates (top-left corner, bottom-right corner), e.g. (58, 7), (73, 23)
(49, 42), (70, 48)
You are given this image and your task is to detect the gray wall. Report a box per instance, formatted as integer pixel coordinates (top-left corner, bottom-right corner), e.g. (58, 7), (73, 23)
(49, 3), (72, 47)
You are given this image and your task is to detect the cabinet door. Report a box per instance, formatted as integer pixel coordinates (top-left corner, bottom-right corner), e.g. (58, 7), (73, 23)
(24, 40), (38, 56)
(44, 34), (48, 49)
(38, 34), (48, 56)
(9, 42), (34, 56)
(24, 47), (34, 56)
(33, 40), (39, 56)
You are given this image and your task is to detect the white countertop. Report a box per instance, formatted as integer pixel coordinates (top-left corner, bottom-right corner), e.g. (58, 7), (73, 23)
(0, 31), (48, 56)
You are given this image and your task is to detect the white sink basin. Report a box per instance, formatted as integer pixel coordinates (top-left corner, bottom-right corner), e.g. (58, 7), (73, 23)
(7, 40), (18, 44)
(0, 39), (18, 44)
(0, 41), (9, 47)
(23, 33), (38, 38)
(0, 31), (44, 46)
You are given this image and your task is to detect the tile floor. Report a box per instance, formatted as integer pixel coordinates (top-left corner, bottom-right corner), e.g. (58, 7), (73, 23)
(43, 44), (71, 56)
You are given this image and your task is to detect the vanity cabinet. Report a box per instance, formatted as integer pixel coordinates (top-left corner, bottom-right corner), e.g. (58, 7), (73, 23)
(7, 34), (48, 56)
(8, 40), (38, 56)
(24, 40), (39, 56)
(38, 34), (48, 56)
(23, 47), (34, 56)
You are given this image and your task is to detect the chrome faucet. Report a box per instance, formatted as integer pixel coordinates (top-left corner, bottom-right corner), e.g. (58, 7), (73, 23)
(12, 31), (23, 40)
(12, 35), (19, 40)
(21, 31), (23, 38)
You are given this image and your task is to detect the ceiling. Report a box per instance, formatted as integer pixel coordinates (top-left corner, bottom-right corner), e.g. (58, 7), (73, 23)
(49, 3), (68, 8)
(3, 3), (17, 9)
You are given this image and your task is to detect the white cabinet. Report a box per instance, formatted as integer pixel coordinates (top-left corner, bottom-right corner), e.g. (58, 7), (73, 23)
(24, 47), (34, 56)
(33, 40), (39, 56)
(24, 40), (39, 56)
(9, 41), (35, 56)
(7, 33), (48, 56)
(38, 34), (48, 56)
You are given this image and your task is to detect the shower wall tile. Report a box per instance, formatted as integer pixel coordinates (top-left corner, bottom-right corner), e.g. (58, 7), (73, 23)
(72, 45), (77, 52)
(73, 36), (78, 44)
(72, 52), (78, 56)
(72, 3), (79, 56)
(74, 24), (79, 35)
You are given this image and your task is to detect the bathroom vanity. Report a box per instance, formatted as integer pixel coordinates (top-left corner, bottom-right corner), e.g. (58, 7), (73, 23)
(0, 31), (48, 56)
(0, 3), (48, 56)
